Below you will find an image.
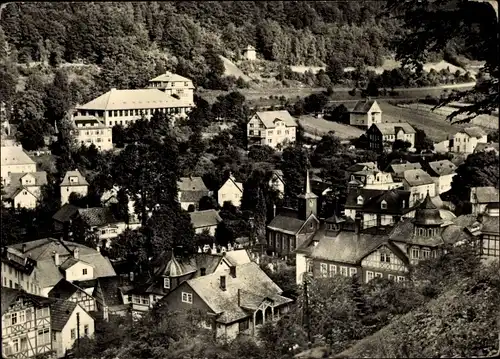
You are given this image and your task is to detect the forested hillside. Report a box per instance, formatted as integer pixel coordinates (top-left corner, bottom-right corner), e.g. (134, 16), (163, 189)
(1, 2), (397, 68)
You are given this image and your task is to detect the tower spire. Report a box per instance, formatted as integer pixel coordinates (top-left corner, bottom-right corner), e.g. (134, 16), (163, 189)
(306, 170), (311, 194)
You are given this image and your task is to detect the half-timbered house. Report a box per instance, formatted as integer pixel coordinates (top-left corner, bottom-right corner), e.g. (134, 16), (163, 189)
(1, 287), (53, 358)
(48, 279), (96, 313)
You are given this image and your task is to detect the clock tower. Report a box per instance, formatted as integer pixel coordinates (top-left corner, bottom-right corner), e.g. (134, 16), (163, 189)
(297, 170), (318, 220)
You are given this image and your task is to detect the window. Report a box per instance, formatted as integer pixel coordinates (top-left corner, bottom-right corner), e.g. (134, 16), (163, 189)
(380, 253), (391, 263)
(380, 200), (387, 209)
(26, 309), (32, 321)
(366, 271), (374, 283)
(38, 328), (50, 344)
(340, 267), (348, 277)
(141, 298), (149, 305)
(19, 310), (25, 323)
(388, 274), (395, 281)
(164, 277), (170, 289)
(133, 296), (141, 304)
(320, 263), (328, 278)
(11, 312), (17, 325)
(268, 130), (273, 135)
(350, 268), (357, 277)
(83, 324), (89, 336)
(411, 247), (420, 259)
(397, 276), (406, 282)
(182, 292), (193, 303)
(277, 130), (281, 135)
(12, 339), (19, 353)
(239, 319), (249, 332)
(422, 248), (431, 259)
(82, 268), (88, 275)
(329, 264), (337, 277)
(127, 295), (132, 303)
(285, 130), (289, 135)
(375, 272), (383, 278)
(357, 196), (364, 205)
(71, 329), (76, 340)
(249, 130), (254, 135)
(268, 139), (272, 143)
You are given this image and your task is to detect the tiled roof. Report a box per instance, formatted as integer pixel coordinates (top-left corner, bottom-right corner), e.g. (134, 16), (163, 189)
(1, 186), (38, 200)
(74, 116), (108, 129)
(403, 169), (435, 186)
(95, 276), (124, 307)
(267, 211), (308, 235)
(48, 279), (87, 300)
(387, 162), (422, 176)
(8, 171), (47, 187)
(59, 257), (92, 271)
(220, 176), (243, 193)
(50, 299), (78, 331)
(427, 160), (457, 177)
(254, 110), (297, 129)
(149, 71), (194, 85)
(61, 170), (89, 187)
(223, 250), (251, 266)
(9, 238), (116, 289)
(471, 187), (500, 204)
(1, 287), (50, 315)
(310, 228), (387, 264)
(372, 122), (416, 135)
(460, 126), (487, 138)
(351, 100), (378, 113)
(76, 89), (193, 111)
(178, 177), (210, 203)
(389, 219), (470, 247)
(479, 215), (500, 234)
(77, 207), (119, 227)
(189, 209), (222, 229)
(345, 188), (411, 215)
(186, 262), (292, 324)
(0, 146), (36, 166)
(346, 162), (378, 173)
(52, 204), (81, 223)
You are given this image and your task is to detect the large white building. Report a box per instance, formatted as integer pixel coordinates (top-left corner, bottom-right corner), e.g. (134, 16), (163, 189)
(452, 127), (488, 154)
(349, 100), (382, 128)
(247, 111), (298, 149)
(73, 116), (113, 151)
(148, 71), (195, 104)
(73, 88), (194, 128)
(1, 146), (37, 183)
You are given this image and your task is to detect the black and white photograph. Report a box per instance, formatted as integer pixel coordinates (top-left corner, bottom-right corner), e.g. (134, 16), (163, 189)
(0, 1), (498, 358)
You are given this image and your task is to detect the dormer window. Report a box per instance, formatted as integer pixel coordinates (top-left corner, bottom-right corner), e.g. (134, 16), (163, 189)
(380, 200), (387, 209)
(164, 277), (170, 289)
(357, 196), (364, 205)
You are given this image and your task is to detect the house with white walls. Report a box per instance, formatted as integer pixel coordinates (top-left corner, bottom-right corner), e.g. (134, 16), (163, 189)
(452, 127), (488, 154)
(2, 171), (47, 209)
(60, 170), (89, 206)
(1, 146), (37, 183)
(349, 100), (382, 128)
(50, 300), (95, 358)
(217, 174), (243, 207)
(426, 160), (457, 194)
(402, 169), (437, 206)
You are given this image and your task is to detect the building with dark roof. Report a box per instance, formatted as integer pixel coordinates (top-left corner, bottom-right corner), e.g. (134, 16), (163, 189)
(365, 121), (416, 152)
(402, 169), (437, 206)
(267, 171), (320, 256)
(385, 162), (422, 181)
(159, 262), (293, 340)
(349, 100), (382, 128)
(189, 209), (223, 236)
(48, 279), (96, 313)
(92, 276), (130, 321)
(296, 193), (474, 285)
(1, 287), (53, 358)
(177, 176), (210, 211)
(50, 299), (95, 358)
(344, 188), (412, 231)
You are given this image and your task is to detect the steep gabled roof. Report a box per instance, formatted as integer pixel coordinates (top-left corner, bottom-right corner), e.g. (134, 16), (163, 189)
(345, 188), (411, 214)
(346, 162), (378, 173)
(253, 110), (297, 129)
(8, 171), (47, 187)
(48, 279), (91, 301)
(50, 299), (81, 331)
(77, 207), (120, 227)
(1, 287), (51, 315)
(149, 71), (194, 84)
(267, 210), (317, 235)
(95, 276), (124, 307)
(177, 177), (210, 202)
(403, 169), (435, 186)
(372, 122), (416, 135)
(52, 204), (81, 223)
(220, 176), (243, 192)
(351, 100), (378, 114)
(0, 146), (36, 166)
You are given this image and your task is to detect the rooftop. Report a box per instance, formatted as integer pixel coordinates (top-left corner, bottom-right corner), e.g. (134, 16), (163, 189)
(50, 299), (78, 331)
(387, 162), (422, 175)
(76, 88), (193, 111)
(189, 209), (222, 229)
(186, 262), (292, 324)
(403, 169), (435, 186)
(345, 188), (411, 214)
(471, 187), (500, 204)
(346, 162), (379, 173)
(372, 122), (416, 135)
(149, 71), (194, 85)
(177, 177), (210, 202)
(1, 146), (36, 167)
(61, 170), (89, 187)
(77, 207), (120, 227)
(351, 100), (378, 114)
(253, 110), (297, 129)
(1, 287), (52, 315)
(459, 126), (487, 139)
(427, 160), (457, 177)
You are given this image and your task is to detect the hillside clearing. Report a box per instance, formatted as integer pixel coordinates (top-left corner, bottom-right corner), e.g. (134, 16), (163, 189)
(219, 55), (251, 82)
(298, 116), (364, 140)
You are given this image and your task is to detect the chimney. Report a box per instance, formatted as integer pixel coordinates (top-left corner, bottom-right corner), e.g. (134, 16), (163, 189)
(354, 214), (362, 235)
(200, 268), (206, 276)
(220, 275), (226, 291)
(273, 204), (277, 218)
(237, 288), (241, 307)
(22, 244), (27, 253)
(229, 266), (236, 278)
(73, 248), (79, 260)
(53, 251), (60, 266)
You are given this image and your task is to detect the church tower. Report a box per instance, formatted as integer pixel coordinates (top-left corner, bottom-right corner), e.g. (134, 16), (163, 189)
(297, 170), (318, 220)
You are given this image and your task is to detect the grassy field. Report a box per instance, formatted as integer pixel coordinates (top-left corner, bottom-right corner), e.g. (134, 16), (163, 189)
(298, 115), (364, 140)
